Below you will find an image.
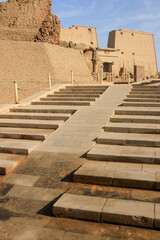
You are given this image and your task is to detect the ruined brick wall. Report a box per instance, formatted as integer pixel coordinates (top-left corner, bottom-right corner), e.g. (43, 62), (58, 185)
(0, 0), (60, 44)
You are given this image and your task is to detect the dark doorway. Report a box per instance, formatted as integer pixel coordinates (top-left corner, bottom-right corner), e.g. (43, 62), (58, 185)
(103, 62), (112, 73)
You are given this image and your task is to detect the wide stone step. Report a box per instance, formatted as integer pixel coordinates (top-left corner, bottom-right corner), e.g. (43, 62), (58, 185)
(0, 153), (25, 175)
(125, 98), (160, 103)
(53, 193), (157, 228)
(73, 161), (160, 190)
(127, 94), (160, 98)
(0, 138), (41, 155)
(132, 85), (160, 89)
(65, 87), (108, 91)
(105, 122), (160, 134)
(66, 86), (107, 89)
(131, 88), (160, 92)
(115, 107), (160, 116)
(31, 101), (91, 106)
(87, 144), (160, 164)
(0, 127), (52, 140)
(65, 88), (107, 91)
(110, 115), (160, 124)
(131, 86), (160, 90)
(0, 112), (70, 121)
(53, 92), (101, 96)
(60, 87), (105, 91)
(40, 97), (96, 102)
(11, 106), (76, 114)
(97, 132), (160, 148)
(48, 94), (100, 98)
(0, 119), (63, 129)
(58, 90), (104, 94)
(130, 91), (160, 94)
(123, 102), (160, 107)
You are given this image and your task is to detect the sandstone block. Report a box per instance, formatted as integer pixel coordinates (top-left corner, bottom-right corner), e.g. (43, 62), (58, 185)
(53, 193), (106, 222)
(102, 198), (154, 228)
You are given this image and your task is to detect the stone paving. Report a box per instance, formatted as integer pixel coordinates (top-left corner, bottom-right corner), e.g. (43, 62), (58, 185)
(1, 84), (160, 239)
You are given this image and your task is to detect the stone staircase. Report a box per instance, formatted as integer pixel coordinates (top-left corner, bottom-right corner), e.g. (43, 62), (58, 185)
(53, 84), (160, 229)
(32, 86), (107, 106)
(0, 85), (107, 175)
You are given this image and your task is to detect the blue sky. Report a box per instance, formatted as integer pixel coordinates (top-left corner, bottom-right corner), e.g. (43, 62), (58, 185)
(53, 0), (160, 71)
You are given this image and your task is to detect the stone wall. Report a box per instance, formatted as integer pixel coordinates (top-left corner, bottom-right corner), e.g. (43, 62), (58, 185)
(0, 0), (60, 44)
(107, 29), (158, 78)
(134, 65), (145, 82)
(0, 39), (94, 104)
(0, 39), (93, 84)
(60, 25), (98, 49)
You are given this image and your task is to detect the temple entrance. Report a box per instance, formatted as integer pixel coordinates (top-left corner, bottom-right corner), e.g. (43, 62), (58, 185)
(103, 62), (113, 82)
(103, 62), (112, 73)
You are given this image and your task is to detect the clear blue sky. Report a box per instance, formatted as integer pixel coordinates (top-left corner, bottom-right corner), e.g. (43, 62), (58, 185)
(1, 0), (159, 70)
(53, 0), (160, 71)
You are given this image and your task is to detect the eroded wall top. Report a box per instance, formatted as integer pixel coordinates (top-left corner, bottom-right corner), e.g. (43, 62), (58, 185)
(0, 0), (60, 44)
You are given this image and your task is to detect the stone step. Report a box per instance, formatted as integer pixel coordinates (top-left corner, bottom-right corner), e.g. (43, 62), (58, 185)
(125, 98), (160, 103)
(66, 86), (107, 89)
(54, 92), (101, 96)
(131, 87), (160, 90)
(87, 144), (160, 164)
(115, 107), (160, 116)
(127, 94), (160, 98)
(65, 88), (107, 91)
(0, 138), (41, 155)
(0, 112), (70, 121)
(0, 119), (63, 129)
(31, 101), (91, 106)
(131, 88), (160, 92)
(0, 127), (52, 140)
(110, 115), (160, 124)
(132, 85), (160, 89)
(73, 161), (160, 190)
(59, 87), (107, 92)
(58, 90), (104, 94)
(11, 106), (76, 114)
(0, 153), (25, 175)
(48, 94), (100, 98)
(122, 102), (160, 107)
(130, 91), (160, 94)
(105, 122), (160, 134)
(53, 193), (157, 228)
(40, 97), (96, 102)
(97, 132), (160, 148)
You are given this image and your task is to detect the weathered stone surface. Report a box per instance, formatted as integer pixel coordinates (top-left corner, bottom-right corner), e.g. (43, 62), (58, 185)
(114, 170), (155, 189)
(87, 144), (158, 164)
(0, 159), (18, 175)
(0, 0), (60, 44)
(102, 198), (154, 228)
(0, 138), (41, 155)
(73, 161), (115, 186)
(154, 204), (160, 229)
(3, 174), (40, 186)
(53, 193), (106, 222)
(35, 13), (60, 44)
(73, 161), (157, 190)
(6, 185), (62, 201)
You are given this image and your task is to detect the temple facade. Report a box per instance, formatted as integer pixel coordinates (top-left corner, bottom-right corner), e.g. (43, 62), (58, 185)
(61, 26), (158, 82)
